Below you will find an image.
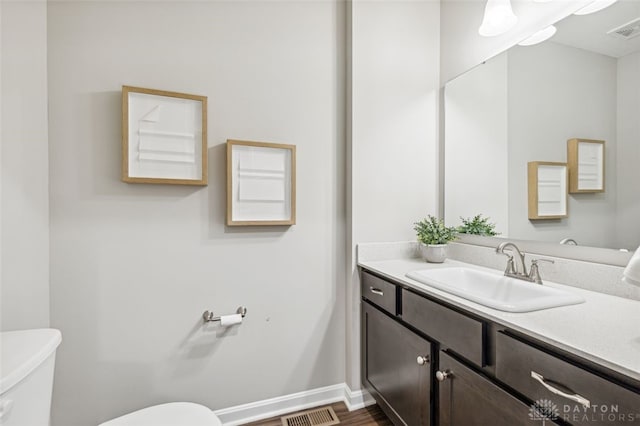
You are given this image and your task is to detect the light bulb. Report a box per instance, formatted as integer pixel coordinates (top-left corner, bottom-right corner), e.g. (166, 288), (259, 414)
(479, 0), (518, 37)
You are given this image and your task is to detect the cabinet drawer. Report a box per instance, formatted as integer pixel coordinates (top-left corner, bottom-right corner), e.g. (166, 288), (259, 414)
(361, 271), (397, 315)
(496, 332), (640, 426)
(402, 289), (485, 366)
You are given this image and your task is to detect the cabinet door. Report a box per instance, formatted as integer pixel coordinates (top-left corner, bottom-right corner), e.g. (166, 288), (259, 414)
(439, 351), (552, 426)
(363, 302), (432, 426)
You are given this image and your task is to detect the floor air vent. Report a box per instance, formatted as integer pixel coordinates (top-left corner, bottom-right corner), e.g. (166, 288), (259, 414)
(280, 406), (340, 426)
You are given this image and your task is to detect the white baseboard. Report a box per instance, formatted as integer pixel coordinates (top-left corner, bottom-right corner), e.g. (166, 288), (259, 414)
(343, 384), (375, 411)
(214, 383), (374, 425)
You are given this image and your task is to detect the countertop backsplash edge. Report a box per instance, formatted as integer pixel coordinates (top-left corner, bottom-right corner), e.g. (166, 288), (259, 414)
(357, 241), (640, 301)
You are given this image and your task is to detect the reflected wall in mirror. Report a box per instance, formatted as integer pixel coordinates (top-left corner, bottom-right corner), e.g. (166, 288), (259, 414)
(444, 0), (640, 251)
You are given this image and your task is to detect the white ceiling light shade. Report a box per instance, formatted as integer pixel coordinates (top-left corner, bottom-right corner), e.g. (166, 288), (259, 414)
(574, 0), (618, 16)
(518, 25), (557, 46)
(479, 0), (518, 37)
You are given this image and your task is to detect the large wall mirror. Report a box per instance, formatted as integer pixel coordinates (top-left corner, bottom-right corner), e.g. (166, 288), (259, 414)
(444, 0), (640, 254)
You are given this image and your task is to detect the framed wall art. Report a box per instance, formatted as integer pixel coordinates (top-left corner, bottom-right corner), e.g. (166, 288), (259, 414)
(226, 140), (296, 226)
(567, 138), (605, 193)
(122, 86), (208, 185)
(528, 161), (568, 220)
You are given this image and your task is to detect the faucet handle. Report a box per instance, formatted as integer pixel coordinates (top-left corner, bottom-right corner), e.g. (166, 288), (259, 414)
(531, 258), (555, 266)
(503, 255), (516, 275)
(529, 258), (554, 284)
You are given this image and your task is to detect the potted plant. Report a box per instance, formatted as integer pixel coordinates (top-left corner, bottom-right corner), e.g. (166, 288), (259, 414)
(457, 214), (499, 236)
(413, 215), (457, 263)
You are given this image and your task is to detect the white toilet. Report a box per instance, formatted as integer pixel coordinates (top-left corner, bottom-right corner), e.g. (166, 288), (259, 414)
(0, 328), (62, 426)
(0, 328), (221, 426)
(99, 402), (222, 426)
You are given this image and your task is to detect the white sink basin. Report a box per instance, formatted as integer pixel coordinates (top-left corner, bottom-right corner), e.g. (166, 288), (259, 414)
(406, 267), (585, 312)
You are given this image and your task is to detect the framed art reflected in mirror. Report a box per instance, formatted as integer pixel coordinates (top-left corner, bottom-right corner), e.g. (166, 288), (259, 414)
(568, 138), (605, 193)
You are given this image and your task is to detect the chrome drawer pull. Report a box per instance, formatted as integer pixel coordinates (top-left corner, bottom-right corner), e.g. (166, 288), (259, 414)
(370, 287), (384, 296)
(531, 371), (591, 408)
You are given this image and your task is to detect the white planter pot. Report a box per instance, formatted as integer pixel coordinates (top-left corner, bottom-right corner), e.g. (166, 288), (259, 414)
(421, 243), (448, 263)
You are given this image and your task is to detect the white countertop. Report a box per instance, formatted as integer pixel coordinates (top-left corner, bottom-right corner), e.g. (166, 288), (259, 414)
(358, 257), (640, 382)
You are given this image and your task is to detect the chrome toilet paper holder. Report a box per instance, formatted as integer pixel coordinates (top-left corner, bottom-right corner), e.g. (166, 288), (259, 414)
(202, 306), (247, 323)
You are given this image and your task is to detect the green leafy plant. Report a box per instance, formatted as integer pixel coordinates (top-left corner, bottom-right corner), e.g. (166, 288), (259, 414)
(413, 215), (457, 245)
(457, 214), (499, 236)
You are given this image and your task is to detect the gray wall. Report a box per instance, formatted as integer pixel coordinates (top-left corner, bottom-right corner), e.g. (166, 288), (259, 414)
(1, 0), (50, 331)
(444, 53), (509, 235)
(346, 0), (440, 390)
(443, 42), (618, 246)
(616, 52), (640, 251)
(507, 42), (617, 247)
(48, 2), (345, 425)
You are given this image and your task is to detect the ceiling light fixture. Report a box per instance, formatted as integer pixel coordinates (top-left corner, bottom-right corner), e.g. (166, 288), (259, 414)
(479, 0), (518, 37)
(574, 0), (618, 16)
(518, 25), (557, 46)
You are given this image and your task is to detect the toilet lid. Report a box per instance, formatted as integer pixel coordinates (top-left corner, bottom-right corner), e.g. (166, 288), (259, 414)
(99, 402), (222, 426)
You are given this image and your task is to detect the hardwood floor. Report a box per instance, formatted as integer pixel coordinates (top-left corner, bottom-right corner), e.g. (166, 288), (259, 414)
(243, 402), (393, 426)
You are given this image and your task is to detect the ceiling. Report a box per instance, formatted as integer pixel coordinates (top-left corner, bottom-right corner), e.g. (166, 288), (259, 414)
(552, 0), (640, 58)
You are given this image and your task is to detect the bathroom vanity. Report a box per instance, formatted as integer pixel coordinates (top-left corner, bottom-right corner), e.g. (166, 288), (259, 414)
(359, 257), (640, 426)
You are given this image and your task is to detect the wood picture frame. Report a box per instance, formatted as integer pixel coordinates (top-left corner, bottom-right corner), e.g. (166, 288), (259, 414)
(122, 86), (208, 185)
(528, 161), (568, 220)
(567, 138), (605, 193)
(226, 139), (296, 226)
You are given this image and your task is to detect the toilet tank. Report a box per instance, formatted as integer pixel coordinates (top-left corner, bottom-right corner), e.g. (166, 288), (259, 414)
(0, 329), (62, 426)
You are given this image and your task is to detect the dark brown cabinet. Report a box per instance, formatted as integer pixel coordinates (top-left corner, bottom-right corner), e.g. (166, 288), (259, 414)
(402, 288), (485, 366)
(362, 302), (432, 426)
(438, 351), (544, 426)
(495, 332), (640, 426)
(360, 268), (640, 426)
(361, 271), (397, 315)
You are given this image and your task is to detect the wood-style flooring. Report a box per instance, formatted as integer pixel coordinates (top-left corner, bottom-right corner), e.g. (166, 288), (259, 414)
(243, 402), (393, 426)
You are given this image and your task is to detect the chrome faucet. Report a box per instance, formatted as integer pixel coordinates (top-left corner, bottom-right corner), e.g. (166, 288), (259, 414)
(560, 238), (578, 245)
(496, 242), (528, 278)
(495, 242), (556, 284)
